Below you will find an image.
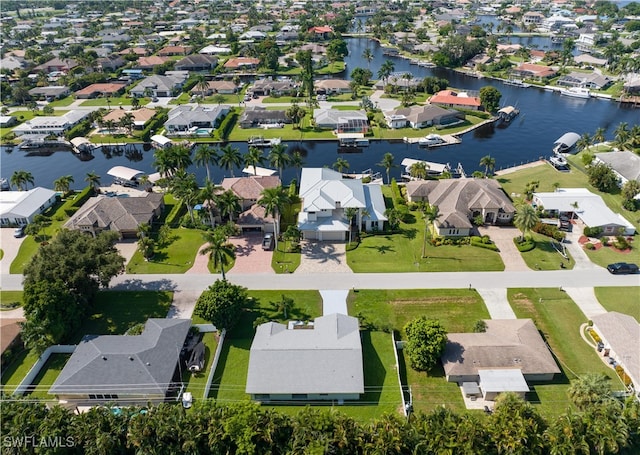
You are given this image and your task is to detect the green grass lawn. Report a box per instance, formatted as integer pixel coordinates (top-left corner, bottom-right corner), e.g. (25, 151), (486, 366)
(1, 349), (42, 395)
(519, 232), (575, 271)
(370, 115), (486, 140)
(28, 354), (71, 399)
(507, 288), (622, 417)
(73, 290), (173, 343)
(47, 96), (75, 107)
(594, 287), (640, 322)
(208, 250), (235, 274)
(0, 291), (23, 309)
(227, 113), (337, 141)
(583, 242), (640, 269)
(79, 97), (148, 107)
(182, 332), (218, 398)
(347, 289), (490, 334)
(126, 228), (206, 274)
(272, 241), (301, 274)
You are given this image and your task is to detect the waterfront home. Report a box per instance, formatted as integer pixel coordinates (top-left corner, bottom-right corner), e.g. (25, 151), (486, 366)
(27, 85), (70, 100)
(223, 57), (260, 71)
(102, 107), (156, 130)
(246, 313), (364, 402)
(373, 73), (421, 91)
(591, 312), (639, 392)
(64, 191), (164, 238)
(175, 54), (218, 72)
(406, 179), (515, 236)
(522, 11), (545, 27)
(297, 168), (386, 241)
(441, 319), (561, 400)
(0, 187), (58, 226)
(129, 74), (187, 98)
(119, 47), (149, 57)
(429, 90), (482, 111)
(251, 78), (299, 96)
(574, 54), (608, 67)
(532, 188), (635, 236)
(12, 111), (90, 136)
(308, 25), (333, 40)
(49, 319), (191, 407)
(164, 105), (230, 135)
(384, 105), (463, 129)
(313, 109), (369, 133)
(594, 151), (640, 188)
(74, 82), (128, 99)
(511, 63), (557, 81)
(556, 71), (611, 90)
(0, 116), (17, 128)
(314, 79), (351, 95)
(220, 176), (281, 211)
(239, 106), (288, 129)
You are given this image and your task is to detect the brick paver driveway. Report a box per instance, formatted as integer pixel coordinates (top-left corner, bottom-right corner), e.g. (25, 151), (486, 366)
(227, 233), (274, 274)
(296, 241), (353, 274)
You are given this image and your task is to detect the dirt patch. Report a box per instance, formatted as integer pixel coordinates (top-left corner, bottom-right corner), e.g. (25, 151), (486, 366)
(390, 297), (478, 305)
(512, 293), (535, 312)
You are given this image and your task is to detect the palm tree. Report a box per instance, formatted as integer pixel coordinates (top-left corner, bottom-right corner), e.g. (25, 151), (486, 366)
(614, 122), (630, 149)
(344, 207), (358, 244)
(333, 157), (350, 173)
(513, 202), (538, 241)
(137, 236), (155, 261)
(194, 144), (219, 181)
(268, 143), (290, 180)
(218, 144), (242, 177)
(289, 150), (304, 182)
(362, 48), (373, 69)
(53, 175), (74, 195)
(153, 145), (192, 178)
(409, 161), (429, 180)
(593, 127), (606, 144)
(576, 132), (593, 152)
(194, 74), (210, 100)
(200, 228), (235, 280)
(271, 294), (294, 319)
(85, 172), (100, 193)
(10, 170), (34, 191)
(422, 203), (440, 258)
(378, 152), (396, 184)
(570, 201), (579, 220)
(103, 119), (116, 135)
(216, 190), (241, 222)
(170, 170), (199, 223)
(258, 186), (290, 250)
(131, 97), (140, 110)
(378, 60), (395, 85)
(479, 155), (496, 177)
(244, 146), (266, 176)
(567, 373), (612, 411)
(120, 112), (135, 136)
(200, 178), (219, 227)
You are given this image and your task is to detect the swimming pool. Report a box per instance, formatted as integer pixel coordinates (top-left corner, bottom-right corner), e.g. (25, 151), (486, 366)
(195, 128), (212, 136)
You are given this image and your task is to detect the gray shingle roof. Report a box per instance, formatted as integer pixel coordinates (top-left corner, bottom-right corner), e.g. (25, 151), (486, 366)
(50, 319), (191, 396)
(595, 151), (640, 182)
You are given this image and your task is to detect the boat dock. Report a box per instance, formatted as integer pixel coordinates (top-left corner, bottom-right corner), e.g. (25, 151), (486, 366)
(403, 134), (460, 146)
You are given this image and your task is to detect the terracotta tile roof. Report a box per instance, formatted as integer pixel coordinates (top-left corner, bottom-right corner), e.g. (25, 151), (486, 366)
(223, 57), (260, 68)
(137, 56), (169, 67)
(429, 90), (481, 108)
(103, 107), (156, 124)
(75, 83), (126, 97)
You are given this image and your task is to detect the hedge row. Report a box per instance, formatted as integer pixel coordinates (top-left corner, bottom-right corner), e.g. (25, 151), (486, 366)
(64, 119), (93, 140)
(470, 236), (499, 251)
(164, 199), (186, 228)
(217, 109), (238, 141)
(533, 222), (566, 241)
(141, 109), (169, 142)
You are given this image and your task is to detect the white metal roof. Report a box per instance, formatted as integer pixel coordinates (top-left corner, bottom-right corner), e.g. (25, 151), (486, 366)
(0, 187), (56, 219)
(401, 158), (448, 174)
(242, 166), (277, 177)
(107, 166), (144, 181)
(150, 134), (172, 146)
(554, 132), (580, 148)
(479, 369), (529, 393)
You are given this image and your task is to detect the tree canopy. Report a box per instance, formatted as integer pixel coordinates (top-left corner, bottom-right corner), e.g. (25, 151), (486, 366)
(403, 317), (447, 372)
(479, 86), (501, 113)
(194, 280), (250, 332)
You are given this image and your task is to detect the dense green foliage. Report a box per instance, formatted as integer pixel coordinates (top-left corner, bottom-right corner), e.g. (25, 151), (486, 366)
(2, 393), (639, 454)
(404, 317), (447, 372)
(194, 280), (250, 332)
(588, 163), (619, 193)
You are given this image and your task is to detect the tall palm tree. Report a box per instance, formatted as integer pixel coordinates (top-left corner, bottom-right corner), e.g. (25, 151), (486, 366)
(200, 228), (235, 280)
(218, 144), (242, 177)
(216, 190), (241, 222)
(268, 143), (290, 180)
(244, 146), (266, 176)
(593, 127), (606, 144)
(513, 202), (538, 241)
(103, 119), (116, 135)
(289, 150), (304, 182)
(258, 186), (290, 250)
(576, 133), (593, 152)
(120, 112), (135, 136)
(153, 145), (192, 178)
(378, 152), (396, 184)
(422, 203), (440, 258)
(344, 207), (358, 244)
(194, 74), (210, 99)
(200, 178), (219, 227)
(170, 170), (199, 223)
(85, 172), (100, 193)
(377, 60), (395, 85)
(53, 175), (74, 195)
(479, 155), (496, 177)
(10, 170), (34, 191)
(194, 144), (219, 181)
(362, 48), (373, 69)
(613, 122), (630, 149)
(333, 157), (350, 173)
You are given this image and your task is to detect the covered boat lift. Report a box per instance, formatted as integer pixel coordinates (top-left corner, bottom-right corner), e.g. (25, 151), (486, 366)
(242, 166), (277, 177)
(150, 134), (173, 149)
(553, 132), (580, 153)
(107, 166), (145, 187)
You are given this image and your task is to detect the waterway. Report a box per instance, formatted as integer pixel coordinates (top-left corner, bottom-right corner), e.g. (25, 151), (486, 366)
(2, 38), (638, 189)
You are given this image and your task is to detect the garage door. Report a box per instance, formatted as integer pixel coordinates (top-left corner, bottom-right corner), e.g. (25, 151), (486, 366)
(319, 231), (345, 241)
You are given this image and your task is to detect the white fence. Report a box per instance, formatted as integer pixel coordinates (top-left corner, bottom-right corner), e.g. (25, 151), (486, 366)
(13, 345), (76, 397)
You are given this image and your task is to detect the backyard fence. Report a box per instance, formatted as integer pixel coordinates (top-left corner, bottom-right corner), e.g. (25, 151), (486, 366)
(13, 345), (76, 397)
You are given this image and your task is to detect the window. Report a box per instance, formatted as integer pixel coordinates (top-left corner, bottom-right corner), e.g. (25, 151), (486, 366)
(292, 394), (308, 400)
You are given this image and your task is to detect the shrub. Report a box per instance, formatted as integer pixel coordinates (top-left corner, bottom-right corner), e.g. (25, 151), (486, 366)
(601, 236), (609, 246)
(533, 222), (565, 240)
(616, 365), (633, 387)
(72, 186), (93, 208)
(514, 237), (535, 252)
(585, 243), (595, 250)
(587, 328), (601, 343)
(164, 200), (185, 228)
(217, 109), (238, 141)
(141, 108), (169, 142)
(583, 226), (603, 238)
(471, 238), (499, 251)
(613, 236), (630, 250)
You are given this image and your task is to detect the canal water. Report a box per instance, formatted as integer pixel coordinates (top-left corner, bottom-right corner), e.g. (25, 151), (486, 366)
(2, 38), (638, 189)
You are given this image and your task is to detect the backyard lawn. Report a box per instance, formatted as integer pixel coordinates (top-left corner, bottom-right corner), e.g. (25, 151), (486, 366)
(594, 287), (640, 322)
(518, 232), (575, 271)
(507, 288), (623, 417)
(27, 354), (71, 399)
(126, 228), (206, 274)
(227, 113), (336, 142)
(1, 349), (41, 395)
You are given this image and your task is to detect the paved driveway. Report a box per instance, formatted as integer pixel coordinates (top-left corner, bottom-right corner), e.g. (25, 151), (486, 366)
(227, 234), (274, 275)
(115, 239), (139, 265)
(0, 228), (26, 274)
(296, 241), (353, 274)
(478, 226), (530, 271)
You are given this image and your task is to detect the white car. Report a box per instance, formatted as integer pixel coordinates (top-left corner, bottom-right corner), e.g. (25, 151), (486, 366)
(182, 392), (193, 409)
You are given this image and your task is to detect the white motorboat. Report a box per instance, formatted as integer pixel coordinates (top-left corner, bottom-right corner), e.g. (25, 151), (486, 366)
(561, 87), (591, 99)
(418, 134), (444, 147)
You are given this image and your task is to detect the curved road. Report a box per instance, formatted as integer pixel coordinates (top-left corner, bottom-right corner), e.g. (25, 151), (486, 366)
(2, 269), (638, 292)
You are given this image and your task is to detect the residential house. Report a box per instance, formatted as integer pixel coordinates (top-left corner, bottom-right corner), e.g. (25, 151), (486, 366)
(246, 313), (364, 402)
(574, 54), (608, 67)
(308, 26), (333, 40)
(297, 168), (387, 241)
(49, 318), (191, 407)
(12, 111), (90, 136)
(441, 319), (561, 400)
(119, 47), (149, 57)
(74, 82), (128, 99)
(34, 57), (78, 73)
(96, 55), (126, 71)
(251, 78), (298, 96)
(28, 86), (70, 100)
(130, 74), (186, 98)
(0, 187), (58, 226)
(135, 56), (169, 71)
(314, 79), (351, 95)
(511, 63), (557, 80)
(429, 90), (483, 111)
(164, 105), (229, 134)
(238, 106), (288, 129)
(522, 11), (545, 26)
(102, 107), (156, 130)
(239, 30), (267, 41)
(175, 54), (218, 72)
(557, 71), (611, 90)
(157, 45), (193, 56)
(192, 80), (237, 96)
(0, 55), (27, 71)
(591, 312), (639, 392)
(373, 74), (421, 91)
(220, 176), (281, 211)
(64, 192), (164, 238)
(405, 179), (515, 236)
(223, 57), (260, 71)
(594, 151), (640, 188)
(313, 109), (369, 133)
(199, 45), (232, 55)
(0, 116), (17, 128)
(532, 188), (635, 236)
(384, 105), (463, 129)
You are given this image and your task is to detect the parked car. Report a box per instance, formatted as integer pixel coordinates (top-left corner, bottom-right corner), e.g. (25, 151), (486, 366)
(606, 262), (639, 274)
(181, 392), (193, 409)
(13, 226), (25, 238)
(262, 233), (274, 250)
